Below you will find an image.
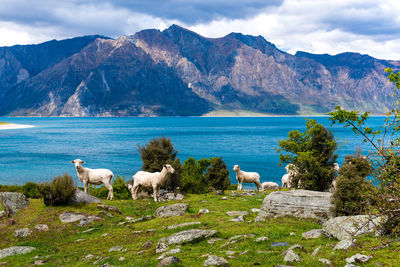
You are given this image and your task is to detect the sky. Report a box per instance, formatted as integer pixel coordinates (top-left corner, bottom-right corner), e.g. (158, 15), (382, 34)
(1, 0), (400, 60)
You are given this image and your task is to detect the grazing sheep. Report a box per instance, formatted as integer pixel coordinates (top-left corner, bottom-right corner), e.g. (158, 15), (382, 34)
(127, 164), (175, 202)
(331, 163), (340, 192)
(282, 164), (298, 188)
(71, 159), (114, 200)
(232, 165), (262, 191)
(261, 182), (280, 190)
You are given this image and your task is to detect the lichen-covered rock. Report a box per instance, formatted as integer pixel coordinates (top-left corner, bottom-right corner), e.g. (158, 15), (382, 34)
(14, 228), (32, 238)
(158, 191), (184, 202)
(0, 246), (36, 259)
(158, 256), (181, 266)
(229, 216), (244, 222)
(0, 192), (29, 216)
(59, 212), (86, 223)
(346, 253), (372, 264)
(156, 243), (169, 254)
(284, 250), (301, 263)
(167, 222), (201, 229)
(256, 190), (333, 222)
(35, 224), (49, 231)
(204, 255), (229, 266)
(70, 189), (102, 204)
(160, 229), (217, 245)
(302, 229), (323, 239)
(333, 239), (354, 250)
(254, 236), (269, 242)
(318, 258), (333, 265)
(155, 203), (189, 218)
(226, 211), (249, 216)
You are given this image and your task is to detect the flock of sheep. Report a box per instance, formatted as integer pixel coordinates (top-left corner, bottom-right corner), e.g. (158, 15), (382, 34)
(70, 159), (340, 202)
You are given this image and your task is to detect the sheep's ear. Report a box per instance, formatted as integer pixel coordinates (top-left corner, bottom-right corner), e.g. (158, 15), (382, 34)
(81, 161), (85, 164)
(71, 160), (75, 163)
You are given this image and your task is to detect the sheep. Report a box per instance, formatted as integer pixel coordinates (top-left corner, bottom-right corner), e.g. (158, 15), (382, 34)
(71, 159), (114, 200)
(232, 165), (262, 191)
(261, 181), (280, 190)
(127, 164), (175, 202)
(330, 163), (340, 192)
(282, 164), (298, 188)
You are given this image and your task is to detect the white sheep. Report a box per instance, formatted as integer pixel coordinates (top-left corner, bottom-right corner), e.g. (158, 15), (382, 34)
(71, 159), (114, 200)
(330, 163), (340, 192)
(232, 165), (262, 191)
(261, 181), (280, 190)
(281, 164), (298, 188)
(127, 164), (175, 202)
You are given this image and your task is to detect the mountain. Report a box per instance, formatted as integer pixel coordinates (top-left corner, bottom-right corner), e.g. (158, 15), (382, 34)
(0, 25), (399, 116)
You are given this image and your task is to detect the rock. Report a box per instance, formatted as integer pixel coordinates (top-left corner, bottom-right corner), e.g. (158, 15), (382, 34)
(147, 229), (157, 232)
(229, 216), (244, 222)
(167, 222), (201, 229)
(302, 229), (323, 239)
(132, 231), (143, 234)
(198, 209), (209, 214)
(0, 246), (36, 260)
(166, 248), (181, 255)
(155, 203), (189, 218)
(158, 256), (181, 266)
(215, 190), (224, 195)
(160, 229), (218, 245)
(0, 211), (5, 220)
(100, 264), (114, 267)
(208, 238), (224, 244)
(254, 236), (269, 242)
(59, 212), (86, 223)
(204, 255), (229, 266)
(120, 215), (155, 225)
(284, 250), (301, 263)
(0, 192), (29, 216)
(158, 190), (185, 202)
(70, 189), (102, 204)
(137, 250), (145, 255)
(271, 242), (290, 247)
(97, 204), (121, 213)
(322, 215), (386, 241)
(75, 239), (85, 242)
(231, 191), (239, 196)
(312, 247), (321, 256)
(98, 211), (113, 218)
(101, 233), (109, 237)
(251, 208), (260, 213)
(221, 197), (228, 200)
(226, 211), (249, 216)
(256, 190), (333, 222)
(142, 240), (153, 249)
(35, 224), (49, 232)
(77, 216), (102, 227)
(282, 244), (303, 256)
(85, 254), (94, 259)
(318, 258), (333, 265)
(93, 256), (109, 265)
(34, 260), (47, 265)
(254, 216), (265, 223)
(119, 257), (125, 261)
(222, 234), (255, 247)
(109, 246), (124, 252)
(333, 239), (354, 250)
(346, 253), (372, 263)
(14, 228), (32, 238)
(156, 243), (169, 253)
(289, 232), (296, 236)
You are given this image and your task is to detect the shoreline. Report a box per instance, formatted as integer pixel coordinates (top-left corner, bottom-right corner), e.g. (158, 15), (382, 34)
(0, 122), (35, 130)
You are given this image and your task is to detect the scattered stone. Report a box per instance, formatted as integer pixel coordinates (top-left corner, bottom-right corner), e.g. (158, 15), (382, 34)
(34, 224), (49, 232)
(147, 229), (157, 232)
(225, 251), (236, 256)
(289, 232), (296, 236)
(77, 216), (102, 227)
(222, 234), (255, 247)
(59, 212), (86, 223)
(204, 255), (229, 266)
(215, 190), (224, 195)
(318, 258), (333, 265)
(271, 242), (290, 247)
(166, 248), (181, 255)
(34, 260), (47, 265)
(142, 240), (153, 249)
(158, 190), (185, 202)
(93, 256), (109, 265)
(284, 249), (301, 263)
(0, 246), (36, 260)
(119, 257), (125, 261)
(208, 238), (224, 244)
(76, 239), (85, 242)
(156, 243), (169, 254)
(221, 197), (228, 200)
(120, 215), (155, 225)
(155, 203), (189, 218)
(82, 228), (96, 233)
(251, 208), (260, 213)
(230, 191), (239, 196)
(158, 256), (181, 266)
(322, 215), (386, 241)
(254, 216), (265, 223)
(256, 190), (333, 222)
(109, 246), (124, 252)
(98, 211), (113, 218)
(70, 189), (102, 204)
(198, 209), (209, 214)
(239, 250), (248, 255)
(167, 222), (201, 229)
(333, 239), (354, 250)
(0, 192), (29, 216)
(102, 233), (109, 237)
(346, 253), (372, 264)
(160, 229), (217, 245)
(302, 229), (323, 239)
(97, 204), (121, 214)
(132, 231), (143, 235)
(282, 244), (303, 256)
(100, 263), (114, 267)
(226, 211), (249, 216)
(85, 254), (94, 259)
(254, 236), (269, 242)
(14, 228), (32, 238)
(344, 264), (358, 267)
(137, 250), (145, 255)
(312, 247), (321, 257)
(229, 216), (244, 222)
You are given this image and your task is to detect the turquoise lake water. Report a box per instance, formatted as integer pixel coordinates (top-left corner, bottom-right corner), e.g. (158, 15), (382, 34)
(0, 117), (383, 188)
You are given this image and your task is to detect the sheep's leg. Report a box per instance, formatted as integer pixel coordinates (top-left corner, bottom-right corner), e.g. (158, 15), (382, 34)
(132, 185), (139, 200)
(255, 180), (262, 192)
(83, 181), (89, 194)
(152, 185), (159, 202)
(238, 181), (242, 191)
(105, 183), (113, 201)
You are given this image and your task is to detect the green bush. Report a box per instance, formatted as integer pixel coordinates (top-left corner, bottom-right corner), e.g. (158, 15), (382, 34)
(88, 176), (131, 200)
(138, 136), (182, 191)
(0, 184), (22, 192)
(332, 155), (375, 216)
(204, 157), (231, 191)
(181, 157), (210, 193)
(22, 182), (40, 198)
(38, 173), (76, 206)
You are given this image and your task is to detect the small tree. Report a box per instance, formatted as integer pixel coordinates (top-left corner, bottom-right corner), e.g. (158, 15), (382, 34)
(181, 157), (210, 193)
(277, 119), (338, 191)
(138, 137), (182, 191)
(204, 157), (230, 191)
(38, 173), (76, 206)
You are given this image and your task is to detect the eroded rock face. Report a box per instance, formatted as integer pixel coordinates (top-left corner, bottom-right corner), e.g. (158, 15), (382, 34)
(159, 229), (217, 245)
(0, 192), (29, 216)
(256, 190), (333, 222)
(322, 215), (386, 241)
(155, 203), (189, 218)
(70, 189), (102, 204)
(0, 246), (36, 260)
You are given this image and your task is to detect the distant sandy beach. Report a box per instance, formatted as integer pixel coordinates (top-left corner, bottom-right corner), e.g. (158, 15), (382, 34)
(0, 122), (35, 130)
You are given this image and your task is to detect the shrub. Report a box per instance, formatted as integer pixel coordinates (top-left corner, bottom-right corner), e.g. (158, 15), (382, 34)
(0, 184), (22, 192)
(138, 136), (182, 191)
(181, 157), (210, 193)
(88, 176), (131, 200)
(332, 155), (374, 216)
(22, 182), (40, 198)
(38, 173), (76, 206)
(277, 119), (338, 191)
(204, 157), (231, 191)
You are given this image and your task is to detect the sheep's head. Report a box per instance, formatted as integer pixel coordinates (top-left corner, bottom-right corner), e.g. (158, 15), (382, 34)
(71, 159), (85, 168)
(333, 163), (340, 172)
(125, 183), (133, 191)
(164, 164), (175, 174)
(233, 165), (239, 171)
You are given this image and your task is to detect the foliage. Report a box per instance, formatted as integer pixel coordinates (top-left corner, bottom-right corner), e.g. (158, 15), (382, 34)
(88, 176), (131, 200)
(181, 157), (211, 193)
(277, 119), (338, 191)
(0, 184), (22, 193)
(332, 155), (375, 216)
(138, 136), (182, 191)
(37, 173), (76, 206)
(329, 67), (400, 236)
(22, 182), (40, 198)
(204, 157), (231, 191)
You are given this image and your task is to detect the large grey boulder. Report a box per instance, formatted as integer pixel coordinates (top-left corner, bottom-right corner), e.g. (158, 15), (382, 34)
(158, 190), (184, 202)
(59, 212), (86, 223)
(155, 203), (189, 218)
(322, 215), (386, 241)
(70, 189), (102, 204)
(256, 190), (333, 222)
(0, 246), (36, 260)
(159, 229), (217, 245)
(0, 192), (29, 216)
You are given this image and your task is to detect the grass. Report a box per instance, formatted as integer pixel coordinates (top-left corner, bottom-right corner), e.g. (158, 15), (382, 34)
(1, 190), (399, 266)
